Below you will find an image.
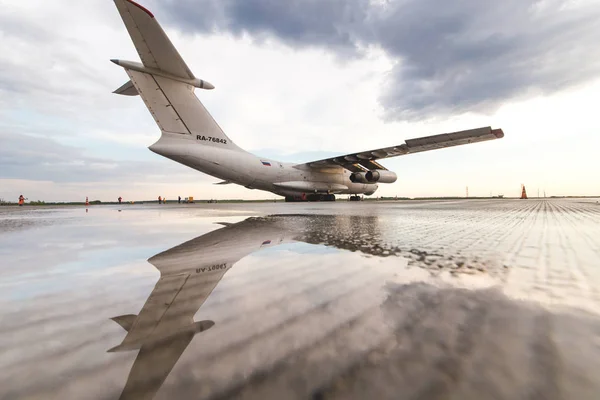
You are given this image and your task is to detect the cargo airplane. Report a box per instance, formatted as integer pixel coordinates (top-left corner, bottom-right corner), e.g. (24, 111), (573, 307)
(111, 0), (504, 202)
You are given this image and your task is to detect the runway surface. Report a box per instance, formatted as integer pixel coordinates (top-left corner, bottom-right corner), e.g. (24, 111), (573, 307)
(1, 199), (600, 399)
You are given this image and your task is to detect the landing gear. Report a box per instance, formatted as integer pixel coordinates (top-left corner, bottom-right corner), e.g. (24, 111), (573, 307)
(308, 194), (335, 202)
(349, 195), (362, 201)
(307, 194), (336, 202)
(284, 194), (336, 202)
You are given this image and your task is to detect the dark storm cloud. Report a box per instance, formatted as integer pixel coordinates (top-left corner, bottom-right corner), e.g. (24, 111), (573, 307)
(153, 0), (600, 119)
(157, 0), (371, 55)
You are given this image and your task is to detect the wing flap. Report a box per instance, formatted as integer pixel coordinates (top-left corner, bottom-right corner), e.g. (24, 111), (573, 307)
(404, 126), (501, 154)
(299, 126), (504, 172)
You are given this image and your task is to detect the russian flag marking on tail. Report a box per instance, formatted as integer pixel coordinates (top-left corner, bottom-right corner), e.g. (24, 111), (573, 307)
(261, 161), (271, 166)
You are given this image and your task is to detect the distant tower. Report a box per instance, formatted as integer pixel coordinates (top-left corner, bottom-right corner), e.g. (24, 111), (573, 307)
(520, 184), (528, 199)
(466, 186), (469, 198)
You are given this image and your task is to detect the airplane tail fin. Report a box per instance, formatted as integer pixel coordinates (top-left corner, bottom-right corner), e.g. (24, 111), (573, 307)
(111, 0), (240, 151)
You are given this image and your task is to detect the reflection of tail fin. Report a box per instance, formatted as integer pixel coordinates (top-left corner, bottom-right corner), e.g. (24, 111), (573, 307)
(111, 0), (240, 150)
(116, 321), (214, 400)
(119, 330), (194, 400)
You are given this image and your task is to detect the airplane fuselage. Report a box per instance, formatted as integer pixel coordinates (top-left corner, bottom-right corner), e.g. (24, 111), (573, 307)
(150, 133), (378, 197)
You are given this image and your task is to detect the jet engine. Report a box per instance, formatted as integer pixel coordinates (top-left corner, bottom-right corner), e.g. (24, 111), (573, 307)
(365, 170), (397, 183)
(349, 172), (369, 183)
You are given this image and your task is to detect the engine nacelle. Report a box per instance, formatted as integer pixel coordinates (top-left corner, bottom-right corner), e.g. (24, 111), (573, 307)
(365, 170), (397, 183)
(350, 172), (369, 183)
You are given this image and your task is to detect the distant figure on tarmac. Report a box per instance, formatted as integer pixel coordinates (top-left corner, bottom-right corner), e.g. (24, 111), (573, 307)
(178, 196), (181, 204)
(18, 195), (25, 206)
(158, 196), (162, 205)
(118, 196), (122, 204)
(163, 197), (166, 204)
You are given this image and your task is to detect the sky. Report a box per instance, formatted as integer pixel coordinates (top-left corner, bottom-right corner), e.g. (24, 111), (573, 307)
(1, 0), (600, 202)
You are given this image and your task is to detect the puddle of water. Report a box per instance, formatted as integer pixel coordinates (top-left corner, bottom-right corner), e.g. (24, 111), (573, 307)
(1, 201), (599, 399)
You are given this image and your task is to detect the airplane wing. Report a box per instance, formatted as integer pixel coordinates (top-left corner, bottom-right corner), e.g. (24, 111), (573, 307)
(296, 126), (504, 173)
(114, 0), (195, 80)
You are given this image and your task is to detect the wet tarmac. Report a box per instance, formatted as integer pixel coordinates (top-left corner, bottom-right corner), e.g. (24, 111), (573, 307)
(1, 199), (600, 399)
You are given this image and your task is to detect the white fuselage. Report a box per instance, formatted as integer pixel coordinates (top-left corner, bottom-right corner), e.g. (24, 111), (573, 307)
(149, 133), (378, 197)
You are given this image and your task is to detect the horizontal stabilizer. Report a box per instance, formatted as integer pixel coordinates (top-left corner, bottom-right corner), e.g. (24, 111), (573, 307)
(111, 314), (137, 332)
(113, 80), (139, 96)
(214, 181), (232, 185)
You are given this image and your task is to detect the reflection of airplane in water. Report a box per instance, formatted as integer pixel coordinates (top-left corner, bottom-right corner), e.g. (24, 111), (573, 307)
(110, 215), (393, 399)
(108, 215), (600, 400)
(110, 217), (309, 399)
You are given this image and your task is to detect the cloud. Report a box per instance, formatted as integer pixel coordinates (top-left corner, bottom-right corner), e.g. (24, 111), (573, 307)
(1, 0), (599, 200)
(154, 0), (600, 119)
(156, 0), (370, 55)
(0, 131), (202, 184)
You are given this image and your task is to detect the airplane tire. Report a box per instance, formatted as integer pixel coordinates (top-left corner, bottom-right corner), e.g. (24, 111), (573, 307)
(285, 196), (303, 202)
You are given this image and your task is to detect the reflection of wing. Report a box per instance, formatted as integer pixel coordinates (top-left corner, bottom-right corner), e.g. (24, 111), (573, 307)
(297, 126), (504, 173)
